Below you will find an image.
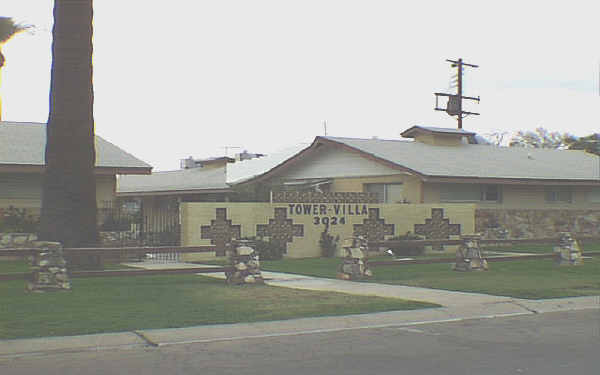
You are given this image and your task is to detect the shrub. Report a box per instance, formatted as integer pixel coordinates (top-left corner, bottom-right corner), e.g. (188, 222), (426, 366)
(319, 229), (339, 258)
(0, 206), (39, 233)
(241, 237), (284, 260)
(99, 215), (131, 231)
(387, 231), (425, 256)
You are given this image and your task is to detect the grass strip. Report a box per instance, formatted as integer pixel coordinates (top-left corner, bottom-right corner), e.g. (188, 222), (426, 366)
(262, 256), (600, 300)
(0, 273), (437, 340)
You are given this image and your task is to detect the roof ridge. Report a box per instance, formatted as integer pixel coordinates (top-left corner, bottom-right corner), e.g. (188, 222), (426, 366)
(323, 135), (410, 143)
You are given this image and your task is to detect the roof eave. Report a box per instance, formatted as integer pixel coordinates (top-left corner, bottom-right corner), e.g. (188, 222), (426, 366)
(422, 175), (600, 186)
(315, 137), (425, 178)
(0, 164), (152, 175)
(116, 187), (234, 197)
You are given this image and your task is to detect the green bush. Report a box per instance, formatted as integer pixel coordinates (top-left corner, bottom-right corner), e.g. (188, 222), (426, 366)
(319, 229), (339, 258)
(99, 215), (131, 231)
(387, 231), (425, 256)
(0, 206), (39, 233)
(241, 237), (284, 260)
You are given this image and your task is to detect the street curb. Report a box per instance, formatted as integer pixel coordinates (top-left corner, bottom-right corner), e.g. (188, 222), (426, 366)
(1, 298), (597, 358)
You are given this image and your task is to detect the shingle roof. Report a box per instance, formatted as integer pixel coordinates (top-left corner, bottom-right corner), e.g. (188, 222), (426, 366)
(226, 144), (311, 184)
(116, 144), (310, 194)
(0, 121), (152, 170)
(117, 167), (228, 194)
(321, 136), (600, 181)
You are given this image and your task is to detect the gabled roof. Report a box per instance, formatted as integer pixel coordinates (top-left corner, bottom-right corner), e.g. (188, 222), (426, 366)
(0, 121), (152, 174)
(117, 166), (230, 196)
(116, 144), (310, 195)
(226, 143), (312, 184)
(320, 136), (600, 183)
(239, 134), (600, 185)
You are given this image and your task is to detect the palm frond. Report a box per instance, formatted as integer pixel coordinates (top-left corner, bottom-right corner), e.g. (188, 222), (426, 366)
(0, 16), (33, 44)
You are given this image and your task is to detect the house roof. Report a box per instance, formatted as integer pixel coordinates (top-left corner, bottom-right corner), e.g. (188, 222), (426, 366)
(240, 133), (600, 185)
(117, 166), (230, 196)
(116, 144), (310, 195)
(0, 121), (152, 173)
(318, 136), (600, 183)
(226, 143), (312, 184)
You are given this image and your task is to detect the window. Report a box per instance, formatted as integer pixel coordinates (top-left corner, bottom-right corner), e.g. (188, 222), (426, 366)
(545, 187), (572, 203)
(365, 183), (404, 203)
(440, 184), (502, 203)
(585, 188), (600, 203)
(481, 185), (500, 202)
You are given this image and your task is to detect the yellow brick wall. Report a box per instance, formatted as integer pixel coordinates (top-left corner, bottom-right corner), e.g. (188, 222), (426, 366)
(181, 202), (476, 259)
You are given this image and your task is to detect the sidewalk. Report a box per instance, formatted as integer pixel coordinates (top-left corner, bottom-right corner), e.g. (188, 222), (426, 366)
(1, 263), (598, 358)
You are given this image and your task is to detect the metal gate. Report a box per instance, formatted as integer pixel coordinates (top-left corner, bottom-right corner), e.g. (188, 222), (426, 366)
(99, 199), (181, 249)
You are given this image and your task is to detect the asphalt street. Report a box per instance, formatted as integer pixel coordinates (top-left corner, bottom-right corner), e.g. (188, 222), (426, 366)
(1, 309), (599, 375)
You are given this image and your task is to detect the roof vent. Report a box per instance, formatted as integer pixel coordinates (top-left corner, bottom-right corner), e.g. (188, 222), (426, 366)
(180, 157), (202, 169)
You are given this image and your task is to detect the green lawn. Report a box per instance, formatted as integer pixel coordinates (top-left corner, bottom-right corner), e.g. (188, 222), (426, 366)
(0, 271), (437, 340)
(0, 259), (29, 273)
(262, 256), (600, 300)
(483, 241), (600, 254)
(368, 258), (600, 299)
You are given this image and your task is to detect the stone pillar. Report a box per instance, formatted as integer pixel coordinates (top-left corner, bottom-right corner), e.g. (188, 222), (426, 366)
(453, 234), (489, 272)
(553, 232), (583, 266)
(225, 240), (264, 285)
(337, 237), (373, 280)
(27, 241), (71, 292)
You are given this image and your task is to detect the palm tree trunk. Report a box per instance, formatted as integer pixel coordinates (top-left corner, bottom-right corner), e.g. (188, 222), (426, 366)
(39, 0), (98, 248)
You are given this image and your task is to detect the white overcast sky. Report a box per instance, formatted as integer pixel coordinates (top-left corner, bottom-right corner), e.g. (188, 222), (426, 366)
(1, 0), (599, 171)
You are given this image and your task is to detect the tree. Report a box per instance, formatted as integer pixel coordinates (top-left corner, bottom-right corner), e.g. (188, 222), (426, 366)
(0, 17), (32, 120)
(508, 127), (571, 149)
(564, 133), (600, 156)
(482, 131), (508, 146)
(39, 0), (98, 248)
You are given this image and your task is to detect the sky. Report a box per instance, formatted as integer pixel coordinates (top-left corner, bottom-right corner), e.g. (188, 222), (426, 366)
(1, 0), (599, 171)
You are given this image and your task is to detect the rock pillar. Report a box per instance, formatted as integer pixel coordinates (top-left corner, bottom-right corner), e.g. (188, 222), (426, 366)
(553, 232), (583, 266)
(453, 234), (489, 272)
(225, 241), (264, 285)
(337, 237), (373, 280)
(27, 241), (71, 292)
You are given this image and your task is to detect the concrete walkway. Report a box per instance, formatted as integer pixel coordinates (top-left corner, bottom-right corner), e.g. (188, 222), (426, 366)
(1, 262), (598, 358)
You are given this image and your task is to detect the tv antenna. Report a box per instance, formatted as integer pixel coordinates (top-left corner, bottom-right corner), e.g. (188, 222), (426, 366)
(434, 58), (480, 129)
(221, 146), (241, 156)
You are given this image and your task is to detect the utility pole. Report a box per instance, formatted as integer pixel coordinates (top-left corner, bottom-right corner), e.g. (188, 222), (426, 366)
(434, 58), (480, 129)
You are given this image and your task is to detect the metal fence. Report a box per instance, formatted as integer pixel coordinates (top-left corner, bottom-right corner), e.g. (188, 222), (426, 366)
(0, 246), (226, 281)
(98, 200), (180, 247)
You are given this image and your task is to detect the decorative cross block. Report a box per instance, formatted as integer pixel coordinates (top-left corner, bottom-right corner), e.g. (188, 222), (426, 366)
(256, 208), (304, 253)
(414, 208), (461, 251)
(201, 208), (241, 256)
(352, 208), (394, 247)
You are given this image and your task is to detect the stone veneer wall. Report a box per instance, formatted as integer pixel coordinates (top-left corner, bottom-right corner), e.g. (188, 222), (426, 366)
(272, 191), (378, 203)
(0, 233), (71, 291)
(0, 233), (38, 250)
(3, 232), (141, 249)
(475, 209), (600, 239)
